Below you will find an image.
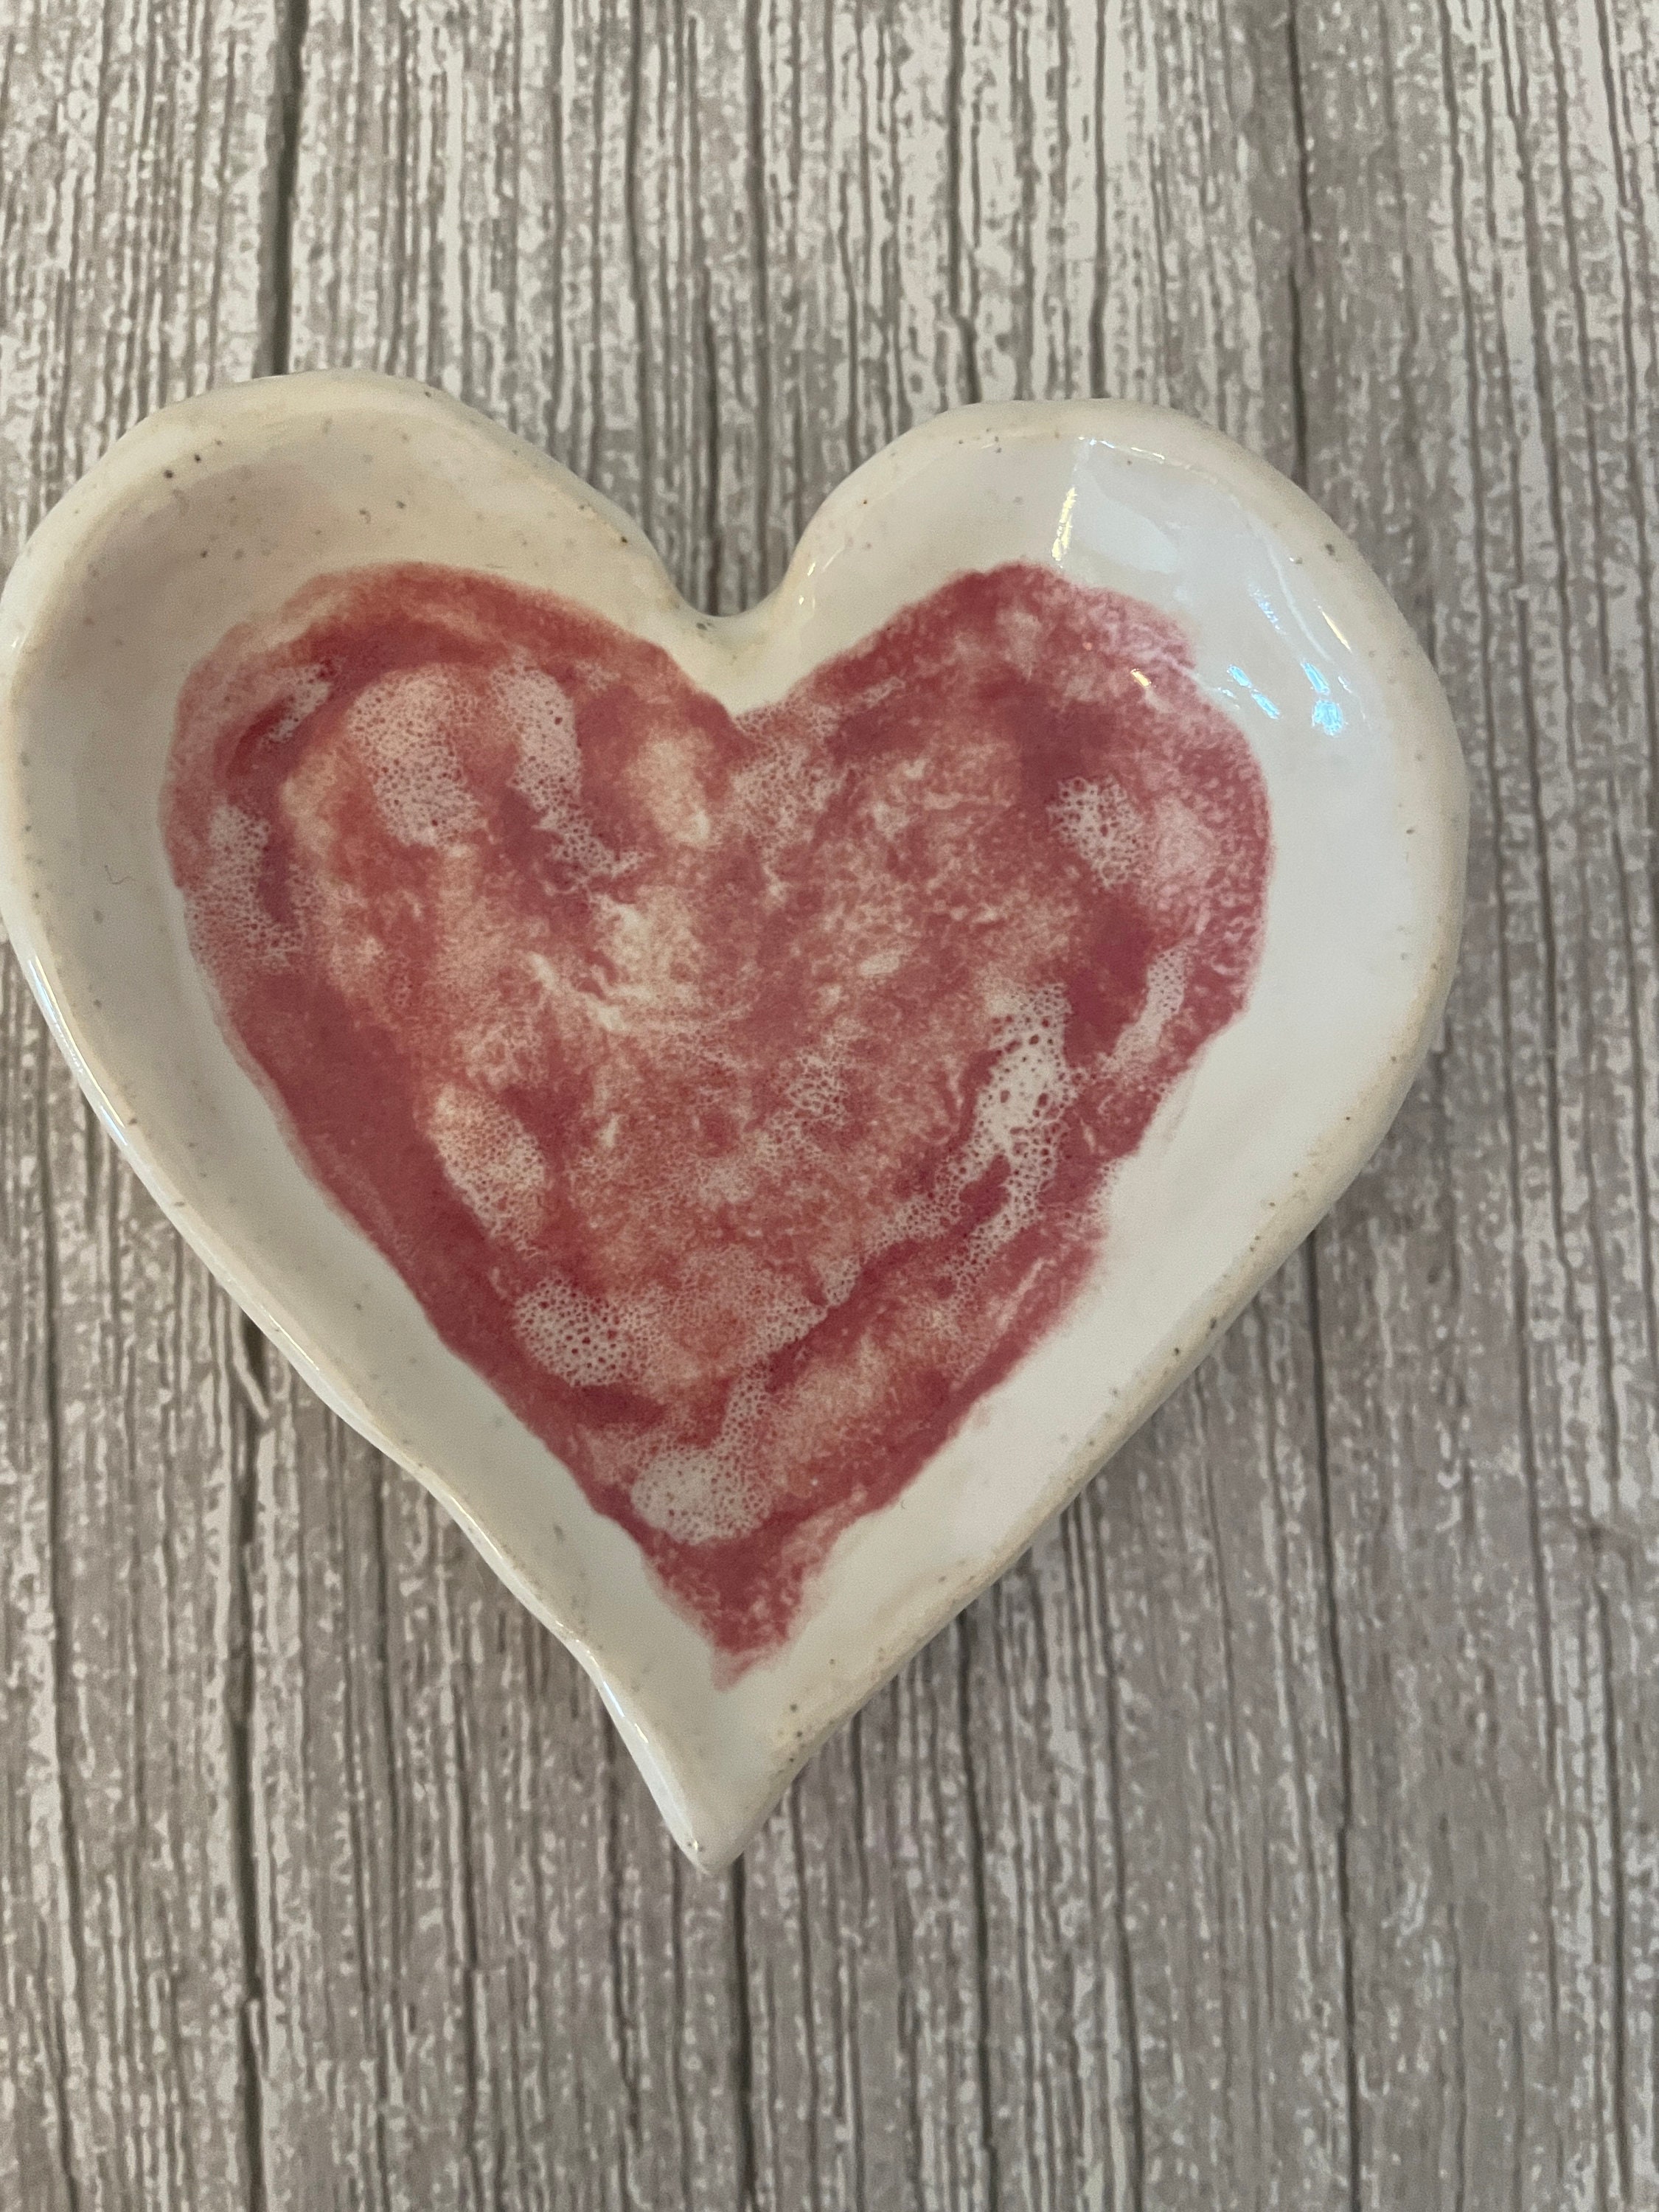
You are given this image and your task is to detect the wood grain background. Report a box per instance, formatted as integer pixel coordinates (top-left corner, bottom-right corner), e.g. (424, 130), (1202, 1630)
(1, 0), (1656, 2203)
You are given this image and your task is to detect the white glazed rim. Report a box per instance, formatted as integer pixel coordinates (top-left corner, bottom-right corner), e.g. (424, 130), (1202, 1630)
(0, 372), (1469, 1865)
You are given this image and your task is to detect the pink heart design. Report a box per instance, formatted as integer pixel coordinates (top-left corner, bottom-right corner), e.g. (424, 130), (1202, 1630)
(163, 558), (1269, 1663)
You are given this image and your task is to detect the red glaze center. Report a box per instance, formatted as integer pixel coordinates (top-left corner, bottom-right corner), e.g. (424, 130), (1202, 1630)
(164, 560), (1270, 1663)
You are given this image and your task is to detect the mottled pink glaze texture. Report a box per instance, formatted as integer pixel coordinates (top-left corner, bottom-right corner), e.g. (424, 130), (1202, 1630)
(163, 560), (1270, 1660)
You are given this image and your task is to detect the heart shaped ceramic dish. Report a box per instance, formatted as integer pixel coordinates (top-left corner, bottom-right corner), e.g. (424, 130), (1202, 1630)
(0, 372), (1465, 1865)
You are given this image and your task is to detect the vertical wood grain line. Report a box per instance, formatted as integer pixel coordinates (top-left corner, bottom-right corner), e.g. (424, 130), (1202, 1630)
(229, 1318), (268, 2212)
(36, 1074), (83, 2212)
(1282, 0), (1312, 487)
(730, 1857), (759, 2211)
(1306, 1239), (1360, 2212)
(955, 1617), (1001, 2212)
(945, 0), (981, 404)
(1097, 1558), (1144, 2212)
(622, 0), (654, 539)
(262, 0), (310, 375)
(742, 0), (773, 582)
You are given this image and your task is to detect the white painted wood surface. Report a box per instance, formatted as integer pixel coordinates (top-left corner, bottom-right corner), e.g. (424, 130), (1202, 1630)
(1, 0), (1656, 2203)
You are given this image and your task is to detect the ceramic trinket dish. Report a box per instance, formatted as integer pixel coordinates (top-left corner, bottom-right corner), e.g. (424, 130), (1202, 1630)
(0, 373), (1465, 1865)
